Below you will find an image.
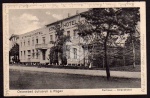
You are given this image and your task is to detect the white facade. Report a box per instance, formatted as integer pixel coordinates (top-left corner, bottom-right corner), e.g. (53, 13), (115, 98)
(18, 14), (86, 65)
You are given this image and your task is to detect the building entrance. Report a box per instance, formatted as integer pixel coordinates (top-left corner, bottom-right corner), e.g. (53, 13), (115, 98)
(42, 50), (46, 60)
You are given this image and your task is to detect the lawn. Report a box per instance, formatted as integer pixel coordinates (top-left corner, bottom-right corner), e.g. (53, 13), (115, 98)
(10, 70), (141, 89)
(10, 64), (141, 72)
(109, 65), (141, 72)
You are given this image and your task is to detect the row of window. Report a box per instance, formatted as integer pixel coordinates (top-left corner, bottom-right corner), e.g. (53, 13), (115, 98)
(20, 50), (39, 59)
(20, 35), (53, 47)
(67, 30), (78, 37)
(66, 47), (77, 59)
(20, 48), (77, 60)
(11, 37), (18, 42)
(21, 38), (39, 47)
(20, 30), (78, 47)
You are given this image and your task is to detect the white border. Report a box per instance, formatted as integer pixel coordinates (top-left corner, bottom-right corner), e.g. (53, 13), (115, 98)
(3, 2), (147, 96)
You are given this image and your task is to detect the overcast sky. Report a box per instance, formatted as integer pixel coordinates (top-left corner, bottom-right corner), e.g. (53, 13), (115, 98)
(9, 8), (88, 36)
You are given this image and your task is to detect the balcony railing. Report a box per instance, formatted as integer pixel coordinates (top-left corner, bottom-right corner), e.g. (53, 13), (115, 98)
(35, 43), (48, 49)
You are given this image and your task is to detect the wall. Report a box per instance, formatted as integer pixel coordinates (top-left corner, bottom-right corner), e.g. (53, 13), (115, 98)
(18, 14), (86, 65)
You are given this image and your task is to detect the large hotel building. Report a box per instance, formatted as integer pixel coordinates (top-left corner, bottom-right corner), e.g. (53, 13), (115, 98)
(10, 12), (90, 65)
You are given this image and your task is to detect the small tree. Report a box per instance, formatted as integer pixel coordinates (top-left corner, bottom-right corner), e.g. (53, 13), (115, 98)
(49, 23), (70, 65)
(77, 22), (100, 67)
(9, 43), (20, 63)
(125, 32), (140, 66)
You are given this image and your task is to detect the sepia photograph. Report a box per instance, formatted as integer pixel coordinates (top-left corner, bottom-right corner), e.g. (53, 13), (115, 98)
(3, 2), (146, 96)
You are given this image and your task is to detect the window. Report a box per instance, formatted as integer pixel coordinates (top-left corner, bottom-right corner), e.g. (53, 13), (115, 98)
(73, 29), (78, 38)
(36, 50), (38, 59)
(67, 31), (70, 37)
(28, 39), (30, 46)
(36, 36), (38, 44)
(28, 41), (30, 46)
(28, 50), (31, 54)
(32, 50), (34, 58)
(66, 45), (70, 59)
(21, 42), (22, 47)
(73, 30), (77, 37)
(36, 38), (38, 44)
(24, 41), (25, 46)
(21, 51), (22, 58)
(32, 37), (34, 45)
(73, 48), (77, 59)
(50, 35), (53, 41)
(43, 51), (46, 60)
(49, 27), (55, 32)
(24, 51), (26, 58)
(42, 37), (46, 44)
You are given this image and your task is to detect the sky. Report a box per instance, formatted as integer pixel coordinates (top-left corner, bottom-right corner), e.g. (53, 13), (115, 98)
(9, 8), (88, 36)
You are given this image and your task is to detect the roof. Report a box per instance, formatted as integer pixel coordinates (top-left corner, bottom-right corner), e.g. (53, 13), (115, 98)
(9, 34), (19, 40)
(17, 11), (89, 36)
(45, 14), (79, 27)
(45, 11), (88, 27)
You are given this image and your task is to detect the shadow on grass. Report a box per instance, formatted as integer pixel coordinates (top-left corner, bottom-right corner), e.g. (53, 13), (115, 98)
(9, 70), (141, 89)
(10, 64), (141, 72)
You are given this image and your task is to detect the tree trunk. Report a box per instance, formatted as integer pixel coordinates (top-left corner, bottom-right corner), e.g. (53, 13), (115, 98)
(104, 32), (110, 80)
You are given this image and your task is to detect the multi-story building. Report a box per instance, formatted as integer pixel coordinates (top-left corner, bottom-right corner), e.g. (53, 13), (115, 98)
(9, 10), (138, 67)
(18, 12), (88, 65)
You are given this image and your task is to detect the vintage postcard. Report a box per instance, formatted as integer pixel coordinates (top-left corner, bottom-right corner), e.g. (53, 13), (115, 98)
(3, 2), (146, 96)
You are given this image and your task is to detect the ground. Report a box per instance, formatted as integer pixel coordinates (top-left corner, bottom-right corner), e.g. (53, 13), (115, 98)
(108, 65), (140, 72)
(10, 70), (141, 89)
(10, 64), (141, 72)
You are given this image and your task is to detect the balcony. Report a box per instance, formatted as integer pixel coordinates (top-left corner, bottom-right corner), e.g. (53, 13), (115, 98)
(35, 43), (48, 49)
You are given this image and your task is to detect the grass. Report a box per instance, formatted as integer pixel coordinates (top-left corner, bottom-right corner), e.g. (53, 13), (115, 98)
(10, 70), (141, 89)
(109, 65), (141, 72)
(10, 64), (141, 72)
(93, 65), (141, 72)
